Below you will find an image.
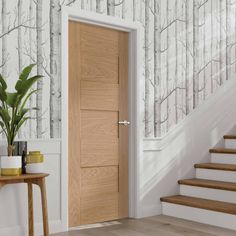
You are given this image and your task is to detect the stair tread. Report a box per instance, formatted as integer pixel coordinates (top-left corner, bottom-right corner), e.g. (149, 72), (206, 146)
(224, 135), (236, 139)
(178, 178), (236, 191)
(160, 195), (236, 215)
(209, 148), (236, 154)
(194, 163), (236, 171)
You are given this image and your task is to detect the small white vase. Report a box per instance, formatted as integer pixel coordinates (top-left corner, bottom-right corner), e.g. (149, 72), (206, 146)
(1, 156), (22, 176)
(26, 163), (44, 174)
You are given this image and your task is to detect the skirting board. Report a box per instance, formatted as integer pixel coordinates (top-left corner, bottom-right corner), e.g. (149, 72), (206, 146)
(0, 220), (63, 236)
(139, 204), (162, 218)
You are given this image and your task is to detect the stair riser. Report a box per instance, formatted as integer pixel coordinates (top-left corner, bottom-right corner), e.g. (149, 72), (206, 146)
(180, 185), (236, 204)
(196, 168), (236, 182)
(211, 153), (236, 164)
(162, 202), (236, 230)
(225, 139), (236, 149)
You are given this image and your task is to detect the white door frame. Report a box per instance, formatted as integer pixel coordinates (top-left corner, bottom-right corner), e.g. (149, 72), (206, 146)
(61, 6), (143, 230)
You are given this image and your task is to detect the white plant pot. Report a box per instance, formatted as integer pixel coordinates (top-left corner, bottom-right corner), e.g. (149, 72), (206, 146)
(1, 156), (22, 176)
(26, 163), (44, 174)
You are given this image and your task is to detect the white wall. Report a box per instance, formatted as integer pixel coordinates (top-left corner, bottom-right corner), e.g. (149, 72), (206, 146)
(137, 77), (236, 218)
(0, 140), (64, 236)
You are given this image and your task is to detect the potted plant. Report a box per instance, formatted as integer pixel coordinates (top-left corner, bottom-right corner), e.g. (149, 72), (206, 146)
(0, 64), (43, 176)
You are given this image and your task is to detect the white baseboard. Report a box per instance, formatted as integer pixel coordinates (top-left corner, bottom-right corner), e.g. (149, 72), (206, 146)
(0, 220), (65, 236)
(139, 204), (162, 218)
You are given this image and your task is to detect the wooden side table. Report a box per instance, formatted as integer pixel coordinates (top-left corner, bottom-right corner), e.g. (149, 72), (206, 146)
(0, 173), (49, 236)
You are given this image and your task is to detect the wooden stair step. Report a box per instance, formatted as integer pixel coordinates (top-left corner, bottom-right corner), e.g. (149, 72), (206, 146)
(209, 148), (236, 154)
(194, 163), (236, 171)
(224, 135), (236, 139)
(178, 178), (236, 191)
(160, 195), (236, 215)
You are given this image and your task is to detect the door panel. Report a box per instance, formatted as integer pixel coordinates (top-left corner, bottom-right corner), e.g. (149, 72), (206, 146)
(69, 21), (129, 226)
(81, 54), (119, 84)
(80, 81), (119, 111)
(81, 166), (119, 197)
(80, 193), (119, 225)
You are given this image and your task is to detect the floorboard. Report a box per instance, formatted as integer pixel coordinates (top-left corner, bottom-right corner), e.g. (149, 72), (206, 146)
(51, 215), (236, 236)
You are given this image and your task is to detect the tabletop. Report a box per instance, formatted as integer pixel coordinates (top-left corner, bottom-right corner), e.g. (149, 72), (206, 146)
(0, 173), (49, 182)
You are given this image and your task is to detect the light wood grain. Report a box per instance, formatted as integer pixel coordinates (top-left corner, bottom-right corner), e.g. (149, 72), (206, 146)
(80, 193), (119, 225)
(80, 81), (119, 111)
(194, 163), (236, 171)
(51, 215), (236, 236)
(27, 183), (34, 236)
(178, 178), (236, 191)
(118, 31), (129, 218)
(81, 139), (119, 167)
(80, 23), (119, 56)
(224, 135), (236, 139)
(161, 195), (236, 215)
(81, 110), (118, 139)
(81, 166), (118, 197)
(69, 20), (81, 227)
(39, 178), (49, 236)
(69, 21), (129, 226)
(81, 54), (119, 84)
(209, 148), (236, 154)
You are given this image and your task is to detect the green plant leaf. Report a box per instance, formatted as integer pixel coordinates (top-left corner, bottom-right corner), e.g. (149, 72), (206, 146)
(6, 92), (19, 108)
(14, 117), (29, 138)
(18, 89), (38, 114)
(15, 75), (43, 96)
(19, 64), (36, 81)
(0, 74), (7, 90)
(0, 108), (10, 123)
(0, 87), (7, 102)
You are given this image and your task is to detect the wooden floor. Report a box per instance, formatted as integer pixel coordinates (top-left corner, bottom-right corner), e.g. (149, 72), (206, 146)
(51, 215), (236, 236)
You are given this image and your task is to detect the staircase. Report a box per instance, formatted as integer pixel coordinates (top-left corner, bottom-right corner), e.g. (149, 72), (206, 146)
(161, 135), (236, 230)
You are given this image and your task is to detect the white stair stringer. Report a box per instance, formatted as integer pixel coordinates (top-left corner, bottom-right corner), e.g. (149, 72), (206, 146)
(162, 202), (236, 231)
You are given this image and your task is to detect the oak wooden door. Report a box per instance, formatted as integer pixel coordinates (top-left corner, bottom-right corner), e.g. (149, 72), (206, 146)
(69, 21), (129, 227)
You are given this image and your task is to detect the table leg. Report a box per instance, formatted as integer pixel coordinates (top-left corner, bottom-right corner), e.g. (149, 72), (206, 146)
(27, 183), (34, 236)
(39, 178), (49, 236)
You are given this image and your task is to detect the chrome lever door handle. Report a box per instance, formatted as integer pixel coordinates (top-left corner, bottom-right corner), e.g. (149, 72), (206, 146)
(118, 120), (131, 126)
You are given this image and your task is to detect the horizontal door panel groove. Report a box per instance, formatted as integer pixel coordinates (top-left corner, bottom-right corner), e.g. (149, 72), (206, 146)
(81, 81), (119, 111)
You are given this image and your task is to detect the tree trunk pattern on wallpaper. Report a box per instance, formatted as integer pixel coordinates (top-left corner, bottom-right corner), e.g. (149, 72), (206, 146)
(144, 0), (150, 137)
(219, 0), (224, 85)
(96, 0), (102, 13)
(17, 0), (23, 139)
(165, 0), (170, 132)
(36, 0), (43, 138)
(28, 0), (34, 139)
(50, 0), (61, 139)
(154, 0), (161, 137)
(211, 0), (214, 94)
(226, 0), (230, 81)
(107, 0), (115, 16)
(185, 0), (190, 115)
(175, 0), (178, 124)
(1, 0), (8, 80)
(1, 0), (236, 139)
(193, 0), (199, 109)
(203, 3), (207, 100)
(133, 0), (136, 21)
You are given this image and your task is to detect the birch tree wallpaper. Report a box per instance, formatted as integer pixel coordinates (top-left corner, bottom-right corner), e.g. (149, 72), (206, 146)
(0, 0), (235, 139)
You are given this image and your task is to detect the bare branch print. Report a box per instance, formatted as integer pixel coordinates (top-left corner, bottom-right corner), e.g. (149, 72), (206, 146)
(153, 0), (161, 137)
(144, 0), (151, 137)
(193, 0), (199, 108)
(50, 0), (61, 138)
(36, 0), (43, 138)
